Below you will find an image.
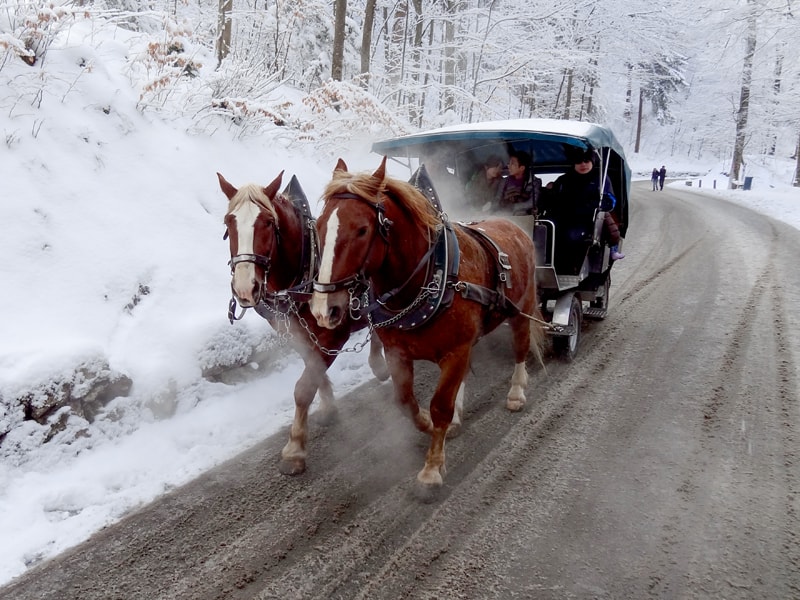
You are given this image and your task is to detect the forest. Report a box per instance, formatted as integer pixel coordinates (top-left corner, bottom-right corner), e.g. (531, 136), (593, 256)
(3, 0), (800, 186)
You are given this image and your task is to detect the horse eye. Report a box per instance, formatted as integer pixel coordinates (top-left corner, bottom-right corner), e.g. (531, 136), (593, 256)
(357, 226), (368, 237)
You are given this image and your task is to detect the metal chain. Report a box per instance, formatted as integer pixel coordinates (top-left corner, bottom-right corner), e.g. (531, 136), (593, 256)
(255, 299), (295, 344)
(369, 274), (440, 329)
(288, 294), (374, 357)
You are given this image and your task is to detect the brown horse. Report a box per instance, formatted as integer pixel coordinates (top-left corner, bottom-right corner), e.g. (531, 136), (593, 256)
(309, 157), (545, 498)
(218, 171), (389, 476)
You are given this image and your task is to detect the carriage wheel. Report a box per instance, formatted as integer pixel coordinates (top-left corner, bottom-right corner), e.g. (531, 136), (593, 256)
(553, 295), (582, 362)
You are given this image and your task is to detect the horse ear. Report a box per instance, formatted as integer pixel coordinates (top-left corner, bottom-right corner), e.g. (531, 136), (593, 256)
(217, 172), (237, 200)
(372, 155), (387, 182)
(264, 170), (284, 199)
(334, 158), (348, 173)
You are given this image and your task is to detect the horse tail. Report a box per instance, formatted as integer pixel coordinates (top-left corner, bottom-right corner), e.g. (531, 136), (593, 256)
(528, 304), (548, 373)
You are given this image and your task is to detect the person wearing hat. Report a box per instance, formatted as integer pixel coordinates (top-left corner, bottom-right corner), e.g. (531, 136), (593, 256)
(541, 148), (625, 266)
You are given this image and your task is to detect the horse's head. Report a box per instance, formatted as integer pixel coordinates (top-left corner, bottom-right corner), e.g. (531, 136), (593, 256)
(310, 158), (391, 329)
(218, 171), (283, 307)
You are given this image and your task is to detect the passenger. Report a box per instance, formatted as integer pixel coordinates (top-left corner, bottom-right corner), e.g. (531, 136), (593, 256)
(465, 155), (504, 210)
(541, 148), (625, 261)
(493, 150), (541, 215)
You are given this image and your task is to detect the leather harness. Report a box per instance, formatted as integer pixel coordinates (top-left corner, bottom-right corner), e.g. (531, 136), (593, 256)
(362, 165), (523, 330)
(230, 167), (524, 331)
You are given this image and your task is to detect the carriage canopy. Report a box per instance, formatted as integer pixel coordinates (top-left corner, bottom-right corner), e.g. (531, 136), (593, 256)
(371, 118), (630, 237)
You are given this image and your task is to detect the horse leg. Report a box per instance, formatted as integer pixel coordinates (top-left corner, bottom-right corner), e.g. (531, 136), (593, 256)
(368, 335), (390, 382)
(416, 347), (472, 498)
(314, 372), (338, 425)
(279, 360), (325, 475)
(446, 381), (466, 439)
(506, 314), (531, 412)
(386, 351), (432, 433)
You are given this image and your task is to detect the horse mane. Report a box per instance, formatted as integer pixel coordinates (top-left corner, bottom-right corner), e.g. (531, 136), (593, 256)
(323, 169), (440, 236)
(227, 183), (280, 223)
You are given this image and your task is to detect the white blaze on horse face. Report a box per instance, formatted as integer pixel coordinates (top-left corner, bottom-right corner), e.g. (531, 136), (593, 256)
(231, 201), (261, 304)
(310, 207), (341, 328)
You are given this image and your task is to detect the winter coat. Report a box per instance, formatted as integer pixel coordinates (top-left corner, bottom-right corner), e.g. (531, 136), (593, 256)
(540, 168), (617, 243)
(493, 172), (542, 215)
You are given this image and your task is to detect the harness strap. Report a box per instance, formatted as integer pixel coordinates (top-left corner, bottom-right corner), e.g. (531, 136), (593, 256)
(367, 221), (458, 330)
(454, 223), (521, 318)
(455, 282), (522, 318)
(458, 224), (513, 290)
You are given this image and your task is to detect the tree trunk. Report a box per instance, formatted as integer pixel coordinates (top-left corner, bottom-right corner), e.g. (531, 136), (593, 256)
(624, 63), (632, 122)
(331, 0), (347, 81)
(583, 39), (599, 119)
(793, 130), (800, 187)
(562, 68), (573, 119)
(215, 0), (233, 67)
(386, 2), (406, 95)
(442, 0), (458, 115)
(359, 0), (377, 87)
(769, 47), (783, 155)
(729, 0), (756, 189)
(634, 88), (643, 153)
(407, 0), (424, 124)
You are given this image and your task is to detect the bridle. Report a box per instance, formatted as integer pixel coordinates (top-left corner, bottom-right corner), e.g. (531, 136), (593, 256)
(311, 192), (393, 296)
(225, 194), (319, 324)
(225, 201), (281, 309)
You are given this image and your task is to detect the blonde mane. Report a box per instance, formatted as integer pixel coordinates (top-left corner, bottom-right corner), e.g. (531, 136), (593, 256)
(227, 183), (279, 223)
(323, 169), (440, 235)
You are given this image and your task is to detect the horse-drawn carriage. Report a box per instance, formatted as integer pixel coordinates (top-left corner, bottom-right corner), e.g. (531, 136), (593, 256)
(371, 118), (631, 361)
(220, 118), (629, 495)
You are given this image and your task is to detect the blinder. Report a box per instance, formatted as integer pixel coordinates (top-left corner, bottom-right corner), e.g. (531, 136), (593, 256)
(329, 192), (394, 241)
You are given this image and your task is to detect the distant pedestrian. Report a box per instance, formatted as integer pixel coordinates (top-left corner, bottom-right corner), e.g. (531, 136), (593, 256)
(651, 168), (659, 191)
(658, 165), (666, 190)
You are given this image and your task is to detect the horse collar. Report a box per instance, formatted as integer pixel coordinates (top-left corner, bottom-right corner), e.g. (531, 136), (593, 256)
(368, 220), (460, 330)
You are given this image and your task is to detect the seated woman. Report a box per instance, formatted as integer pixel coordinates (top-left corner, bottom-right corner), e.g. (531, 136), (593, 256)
(540, 148), (624, 271)
(465, 155), (504, 211)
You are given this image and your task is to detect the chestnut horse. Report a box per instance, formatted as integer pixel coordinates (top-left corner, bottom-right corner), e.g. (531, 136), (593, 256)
(310, 157), (545, 498)
(218, 171), (389, 475)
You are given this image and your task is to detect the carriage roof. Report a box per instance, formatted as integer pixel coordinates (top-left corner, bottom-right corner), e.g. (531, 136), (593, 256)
(373, 119), (628, 173)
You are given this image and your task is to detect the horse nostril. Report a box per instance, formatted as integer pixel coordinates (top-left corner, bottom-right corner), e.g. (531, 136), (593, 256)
(329, 305), (342, 324)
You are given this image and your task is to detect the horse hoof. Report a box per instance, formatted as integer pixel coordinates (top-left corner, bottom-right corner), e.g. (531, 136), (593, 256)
(446, 422), (462, 439)
(278, 457), (306, 475)
(506, 398), (525, 412)
(413, 480), (442, 503)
